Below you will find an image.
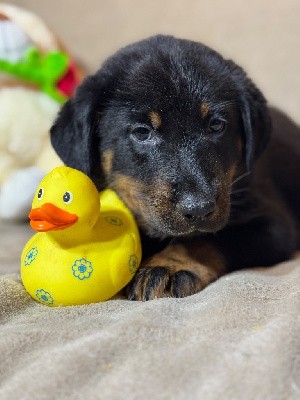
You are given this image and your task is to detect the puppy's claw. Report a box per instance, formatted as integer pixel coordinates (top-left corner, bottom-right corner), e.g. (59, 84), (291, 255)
(126, 266), (202, 301)
(170, 270), (200, 298)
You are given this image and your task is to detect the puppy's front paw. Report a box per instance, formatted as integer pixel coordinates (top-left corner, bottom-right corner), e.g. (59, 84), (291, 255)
(125, 265), (203, 301)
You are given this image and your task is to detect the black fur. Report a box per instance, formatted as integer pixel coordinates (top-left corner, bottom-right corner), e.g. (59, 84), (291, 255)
(51, 35), (300, 300)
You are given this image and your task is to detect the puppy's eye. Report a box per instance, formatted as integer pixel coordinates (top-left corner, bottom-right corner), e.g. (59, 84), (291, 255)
(208, 118), (226, 133)
(130, 125), (153, 142)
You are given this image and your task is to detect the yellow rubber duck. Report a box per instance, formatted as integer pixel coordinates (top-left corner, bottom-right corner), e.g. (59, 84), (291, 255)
(21, 166), (142, 306)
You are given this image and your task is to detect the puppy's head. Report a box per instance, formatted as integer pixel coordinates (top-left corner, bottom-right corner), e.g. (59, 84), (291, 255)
(51, 35), (271, 238)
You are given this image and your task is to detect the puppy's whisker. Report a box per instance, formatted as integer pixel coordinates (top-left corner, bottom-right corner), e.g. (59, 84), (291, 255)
(216, 100), (237, 108)
(230, 188), (250, 195)
(133, 192), (149, 201)
(231, 200), (247, 206)
(232, 171), (252, 186)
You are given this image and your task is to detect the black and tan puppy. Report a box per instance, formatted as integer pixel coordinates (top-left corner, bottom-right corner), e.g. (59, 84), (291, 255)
(51, 35), (300, 300)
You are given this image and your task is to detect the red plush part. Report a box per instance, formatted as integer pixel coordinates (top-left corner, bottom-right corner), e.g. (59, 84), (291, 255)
(57, 61), (80, 97)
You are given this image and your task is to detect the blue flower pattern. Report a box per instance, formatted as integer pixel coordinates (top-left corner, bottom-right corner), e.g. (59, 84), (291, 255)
(128, 254), (139, 274)
(36, 289), (54, 305)
(24, 247), (38, 266)
(105, 216), (123, 226)
(72, 258), (93, 280)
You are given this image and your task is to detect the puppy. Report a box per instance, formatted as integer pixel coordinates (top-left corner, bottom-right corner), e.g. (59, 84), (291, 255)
(50, 35), (300, 300)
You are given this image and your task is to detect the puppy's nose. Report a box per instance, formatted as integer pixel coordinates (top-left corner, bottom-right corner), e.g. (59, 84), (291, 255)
(175, 195), (216, 221)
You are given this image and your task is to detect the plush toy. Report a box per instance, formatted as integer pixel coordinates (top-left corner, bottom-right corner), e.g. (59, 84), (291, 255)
(21, 166), (142, 306)
(0, 4), (84, 220)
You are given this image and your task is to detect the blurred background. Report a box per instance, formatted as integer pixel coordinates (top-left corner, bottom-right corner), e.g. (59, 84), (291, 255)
(0, 0), (299, 267)
(11, 0), (300, 124)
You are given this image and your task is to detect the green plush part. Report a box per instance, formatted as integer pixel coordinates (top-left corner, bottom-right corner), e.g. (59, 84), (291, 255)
(0, 47), (68, 103)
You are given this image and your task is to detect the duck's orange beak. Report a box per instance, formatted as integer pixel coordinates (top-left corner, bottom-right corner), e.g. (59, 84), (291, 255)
(29, 203), (78, 232)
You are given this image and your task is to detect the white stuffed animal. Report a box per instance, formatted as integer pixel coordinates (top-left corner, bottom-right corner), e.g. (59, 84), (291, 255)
(0, 3), (83, 220)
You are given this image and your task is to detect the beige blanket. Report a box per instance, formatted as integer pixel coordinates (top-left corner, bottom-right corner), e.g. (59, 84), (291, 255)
(0, 224), (300, 400)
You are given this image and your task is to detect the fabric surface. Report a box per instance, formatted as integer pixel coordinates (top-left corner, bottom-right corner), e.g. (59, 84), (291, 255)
(0, 223), (300, 400)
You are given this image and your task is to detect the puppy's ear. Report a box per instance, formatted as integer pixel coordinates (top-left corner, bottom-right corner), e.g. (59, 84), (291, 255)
(50, 74), (104, 177)
(239, 79), (272, 171)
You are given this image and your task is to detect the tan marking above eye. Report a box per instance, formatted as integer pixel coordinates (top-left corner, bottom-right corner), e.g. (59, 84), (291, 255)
(200, 102), (209, 118)
(149, 111), (162, 129)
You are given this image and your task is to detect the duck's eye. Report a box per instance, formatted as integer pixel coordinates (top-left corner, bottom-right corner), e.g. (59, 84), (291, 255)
(208, 118), (226, 134)
(37, 188), (44, 200)
(63, 191), (73, 204)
